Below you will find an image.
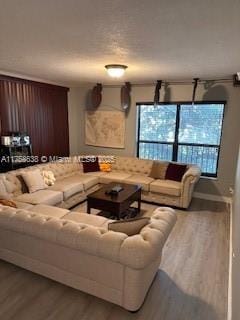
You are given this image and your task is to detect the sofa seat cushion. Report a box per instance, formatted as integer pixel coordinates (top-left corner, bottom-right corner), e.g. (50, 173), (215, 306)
(49, 178), (84, 200)
(99, 171), (132, 184)
(75, 175), (99, 191)
(124, 174), (154, 192)
(150, 179), (181, 197)
(14, 201), (34, 210)
(63, 212), (111, 228)
(31, 204), (69, 218)
(15, 190), (63, 206)
(84, 171), (107, 177)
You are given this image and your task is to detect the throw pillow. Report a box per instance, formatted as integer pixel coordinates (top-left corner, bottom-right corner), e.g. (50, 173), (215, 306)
(99, 163), (112, 172)
(0, 199), (17, 208)
(42, 170), (56, 186)
(21, 169), (47, 193)
(17, 175), (29, 193)
(149, 161), (169, 179)
(82, 157), (100, 173)
(108, 217), (150, 236)
(165, 163), (187, 182)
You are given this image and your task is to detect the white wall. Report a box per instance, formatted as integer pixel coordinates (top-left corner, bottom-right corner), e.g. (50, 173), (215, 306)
(232, 146), (240, 320)
(68, 82), (240, 197)
(68, 86), (90, 155)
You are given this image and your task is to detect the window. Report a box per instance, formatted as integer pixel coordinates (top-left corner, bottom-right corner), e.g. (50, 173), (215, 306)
(137, 102), (225, 177)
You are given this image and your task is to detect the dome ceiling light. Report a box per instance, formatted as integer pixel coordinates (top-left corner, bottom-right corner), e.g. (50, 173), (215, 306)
(105, 64), (128, 78)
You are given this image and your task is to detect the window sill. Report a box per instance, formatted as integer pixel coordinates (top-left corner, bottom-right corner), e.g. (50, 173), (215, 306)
(200, 175), (218, 181)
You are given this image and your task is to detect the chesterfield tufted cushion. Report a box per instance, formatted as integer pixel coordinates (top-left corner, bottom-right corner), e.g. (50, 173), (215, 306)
(3, 173), (20, 194)
(37, 161), (82, 180)
(111, 157), (153, 175)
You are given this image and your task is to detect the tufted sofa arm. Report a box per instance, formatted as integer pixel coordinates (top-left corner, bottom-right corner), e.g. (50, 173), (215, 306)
(120, 207), (176, 268)
(182, 165), (201, 185)
(180, 165), (201, 208)
(0, 205), (176, 270)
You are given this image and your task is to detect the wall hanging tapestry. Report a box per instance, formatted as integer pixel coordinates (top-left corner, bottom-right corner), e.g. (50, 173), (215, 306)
(85, 110), (125, 148)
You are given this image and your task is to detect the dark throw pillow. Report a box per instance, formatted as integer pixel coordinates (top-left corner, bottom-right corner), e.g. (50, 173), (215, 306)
(17, 175), (29, 193)
(82, 156), (100, 173)
(165, 163), (187, 182)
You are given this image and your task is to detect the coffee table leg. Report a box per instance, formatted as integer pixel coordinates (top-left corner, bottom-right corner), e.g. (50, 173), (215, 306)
(87, 202), (91, 214)
(138, 191), (141, 213)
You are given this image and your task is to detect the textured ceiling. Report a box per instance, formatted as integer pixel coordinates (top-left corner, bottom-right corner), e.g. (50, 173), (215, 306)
(0, 0), (240, 86)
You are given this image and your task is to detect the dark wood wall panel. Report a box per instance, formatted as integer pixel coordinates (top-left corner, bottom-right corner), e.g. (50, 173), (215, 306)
(0, 75), (69, 158)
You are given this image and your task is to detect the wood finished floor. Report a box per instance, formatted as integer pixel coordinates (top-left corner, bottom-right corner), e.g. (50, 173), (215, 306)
(0, 199), (229, 320)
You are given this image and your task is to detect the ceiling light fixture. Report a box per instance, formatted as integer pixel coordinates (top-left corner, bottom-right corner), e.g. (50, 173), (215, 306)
(105, 64), (128, 78)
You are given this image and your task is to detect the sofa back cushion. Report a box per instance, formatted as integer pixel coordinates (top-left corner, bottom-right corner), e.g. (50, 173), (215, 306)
(0, 172), (23, 198)
(0, 178), (11, 199)
(37, 159), (82, 181)
(112, 157), (153, 175)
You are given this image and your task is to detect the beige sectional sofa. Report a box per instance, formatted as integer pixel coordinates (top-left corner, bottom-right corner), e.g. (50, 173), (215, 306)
(0, 156), (201, 310)
(0, 204), (176, 311)
(0, 156), (201, 210)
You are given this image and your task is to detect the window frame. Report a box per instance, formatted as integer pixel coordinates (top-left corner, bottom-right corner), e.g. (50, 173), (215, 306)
(136, 101), (226, 178)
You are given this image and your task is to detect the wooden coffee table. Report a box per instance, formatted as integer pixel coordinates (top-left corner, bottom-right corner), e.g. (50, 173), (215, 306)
(87, 182), (141, 220)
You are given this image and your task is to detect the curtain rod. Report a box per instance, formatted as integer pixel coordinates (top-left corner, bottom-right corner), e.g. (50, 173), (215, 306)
(102, 77), (233, 88)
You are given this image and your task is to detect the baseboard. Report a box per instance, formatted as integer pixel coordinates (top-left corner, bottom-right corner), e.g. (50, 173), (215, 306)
(193, 192), (232, 204)
(228, 199), (233, 320)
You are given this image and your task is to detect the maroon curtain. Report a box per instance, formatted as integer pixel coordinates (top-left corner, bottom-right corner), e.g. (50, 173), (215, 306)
(0, 75), (69, 158)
